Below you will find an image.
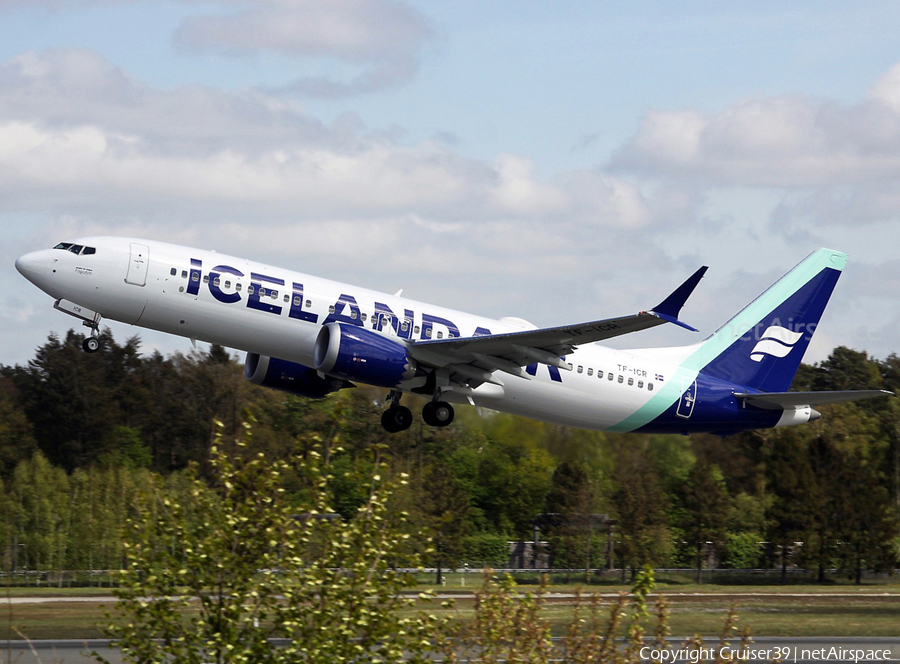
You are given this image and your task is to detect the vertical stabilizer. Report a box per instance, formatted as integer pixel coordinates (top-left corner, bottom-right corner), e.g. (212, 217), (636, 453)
(693, 248), (846, 392)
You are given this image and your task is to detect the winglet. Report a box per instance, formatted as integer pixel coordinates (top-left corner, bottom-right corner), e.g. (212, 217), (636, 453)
(649, 265), (707, 332)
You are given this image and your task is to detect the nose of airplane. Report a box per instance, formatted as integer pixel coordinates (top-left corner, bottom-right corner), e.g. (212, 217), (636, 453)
(15, 250), (49, 284)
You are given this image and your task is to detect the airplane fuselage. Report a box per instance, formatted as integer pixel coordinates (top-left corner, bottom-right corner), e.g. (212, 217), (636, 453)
(18, 237), (869, 435)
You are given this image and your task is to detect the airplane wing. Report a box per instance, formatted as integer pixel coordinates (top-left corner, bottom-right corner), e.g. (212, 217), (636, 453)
(735, 390), (893, 410)
(407, 266), (707, 387)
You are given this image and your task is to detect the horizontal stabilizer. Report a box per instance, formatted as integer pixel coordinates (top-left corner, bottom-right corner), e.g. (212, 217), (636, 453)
(735, 389), (893, 411)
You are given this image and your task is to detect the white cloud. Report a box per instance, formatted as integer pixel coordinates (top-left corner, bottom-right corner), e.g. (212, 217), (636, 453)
(175, 0), (431, 61)
(612, 63), (900, 197)
(0, 49), (654, 230)
(174, 0), (434, 96)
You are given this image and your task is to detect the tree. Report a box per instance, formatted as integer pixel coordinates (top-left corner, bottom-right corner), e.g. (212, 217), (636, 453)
(10, 451), (70, 581)
(611, 445), (671, 579)
(680, 460), (730, 583)
(418, 461), (471, 585)
(0, 376), (36, 477)
(764, 429), (819, 583)
(103, 425), (443, 663)
(545, 461), (600, 579)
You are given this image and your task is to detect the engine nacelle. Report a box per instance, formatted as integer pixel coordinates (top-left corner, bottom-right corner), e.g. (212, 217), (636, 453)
(244, 353), (349, 399)
(314, 322), (416, 388)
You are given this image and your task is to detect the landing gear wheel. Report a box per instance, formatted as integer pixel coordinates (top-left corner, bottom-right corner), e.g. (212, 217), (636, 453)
(82, 337), (100, 353)
(422, 401), (454, 427)
(381, 405), (413, 433)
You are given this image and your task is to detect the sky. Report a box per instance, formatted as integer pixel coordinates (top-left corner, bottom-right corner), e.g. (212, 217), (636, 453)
(2, 1), (900, 367)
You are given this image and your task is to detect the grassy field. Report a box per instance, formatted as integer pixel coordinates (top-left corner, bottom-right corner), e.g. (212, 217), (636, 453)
(4, 580), (900, 640)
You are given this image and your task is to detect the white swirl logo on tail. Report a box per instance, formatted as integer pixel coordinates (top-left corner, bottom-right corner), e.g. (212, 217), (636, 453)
(750, 326), (804, 362)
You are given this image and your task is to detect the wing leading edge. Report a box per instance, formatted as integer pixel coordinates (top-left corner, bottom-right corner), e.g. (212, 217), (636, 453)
(408, 266), (708, 388)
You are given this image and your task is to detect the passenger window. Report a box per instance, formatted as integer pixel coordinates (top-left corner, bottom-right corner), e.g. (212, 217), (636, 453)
(224, 280), (231, 289)
(401, 321), (409, 331)
(213, 277), (221, 287)
(361, 313), (367, 321)
(648, 383), (654, 391)
(293, 296), (301, 306)
(82, 247), (96, 255)
(608, 373), (614, 381)
(350, 310), (357, 319)
(259, 287), (266, 297)
(587, 368), (593, 376)
(618, 375), (624, 383)
(577, 366), (583, 374)
(247, 285), (254, 294)
(203, 275), (209, 283)
(597, 370), (603, 379)
(305, 300), (312, 308)
(638, 380), (644, 388)
(328, 305), (335, 314)
(628, 377), (634, 386)
(181, 270), (187, 278)
(567, 363), (573, 370)
(437, 331), (443, 339)
(170, 268), (176, 276)
(424, 328), (432, 338)
(271, 291), (278, 299)
(236, 283), (242, 291)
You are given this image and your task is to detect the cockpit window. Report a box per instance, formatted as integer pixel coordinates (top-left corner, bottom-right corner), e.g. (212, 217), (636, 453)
(52, 242), (96, 255)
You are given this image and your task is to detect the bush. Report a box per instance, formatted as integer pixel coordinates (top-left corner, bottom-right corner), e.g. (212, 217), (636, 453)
(462, 533), (510, 568)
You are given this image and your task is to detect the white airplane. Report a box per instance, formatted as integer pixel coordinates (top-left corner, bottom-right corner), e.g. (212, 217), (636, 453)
(15, 238), (890, 434)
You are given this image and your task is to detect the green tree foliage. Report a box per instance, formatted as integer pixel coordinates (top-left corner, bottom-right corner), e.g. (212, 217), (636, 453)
(104, 425), (442, 664)
(680, 460), (730, 582)
(610, 443), (672, 577)
(0, 376), (36, 477)
(10, 451), (70, 580)
(545, 461), (602, 577)
(418, 461), (471, 585)
(0, 332), (898, 587)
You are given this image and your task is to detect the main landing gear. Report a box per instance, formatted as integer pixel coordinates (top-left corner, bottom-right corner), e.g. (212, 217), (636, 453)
(380, 391), (455, 433)
(381, 391), (413, 433)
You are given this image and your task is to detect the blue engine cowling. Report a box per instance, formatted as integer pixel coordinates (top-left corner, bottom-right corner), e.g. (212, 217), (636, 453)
(314, 322), (416, 388)
(244, 353), (350, 399)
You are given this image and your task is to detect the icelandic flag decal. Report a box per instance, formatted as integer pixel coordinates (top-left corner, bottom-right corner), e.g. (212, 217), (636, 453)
(655, 373), (665, 381)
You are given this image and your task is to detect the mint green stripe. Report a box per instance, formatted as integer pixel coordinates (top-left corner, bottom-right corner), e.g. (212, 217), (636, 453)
(608, 248), (847, 432)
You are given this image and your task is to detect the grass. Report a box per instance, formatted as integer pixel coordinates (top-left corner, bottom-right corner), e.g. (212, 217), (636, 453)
(4, 585), (900, 640)
(417, 571), (900, 595)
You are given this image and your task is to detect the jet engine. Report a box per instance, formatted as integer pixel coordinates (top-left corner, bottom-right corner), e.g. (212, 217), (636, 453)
(314, 323), (416, 388)
(244, 353), (350, 399)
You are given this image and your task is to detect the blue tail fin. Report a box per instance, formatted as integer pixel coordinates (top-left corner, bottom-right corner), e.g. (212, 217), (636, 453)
(695, 249), (846, 392)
